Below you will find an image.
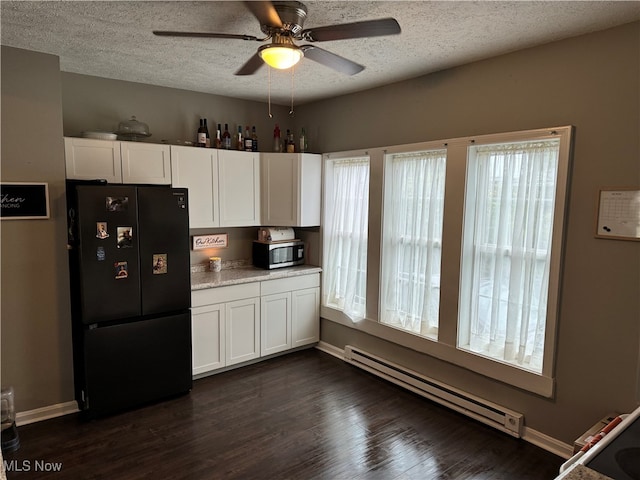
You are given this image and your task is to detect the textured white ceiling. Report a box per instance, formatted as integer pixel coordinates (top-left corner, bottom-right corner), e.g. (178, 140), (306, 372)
(2, 1), (639, 105)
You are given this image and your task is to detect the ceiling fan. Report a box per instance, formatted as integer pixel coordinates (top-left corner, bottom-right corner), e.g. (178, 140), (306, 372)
(153, 1), (401, 76)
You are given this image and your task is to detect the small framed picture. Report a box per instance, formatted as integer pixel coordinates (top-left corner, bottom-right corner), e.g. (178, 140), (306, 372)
(106, 196), (129, 212)
(96, 222), (109, 239)
(114, 261), (128, 279)
(153, 254), (168, 274)
(117, 226), (133, 248)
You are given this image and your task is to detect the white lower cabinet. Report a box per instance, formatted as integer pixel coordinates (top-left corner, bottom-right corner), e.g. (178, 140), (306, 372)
(261, 292), (292, 356)
(191, 283), (260, 375)
(260, 273), (320, 354)
(191, 303), (225, 375)
(225, 297), (260, 366)
(292, 287), (320, 347)
(191, 272), (320, 377)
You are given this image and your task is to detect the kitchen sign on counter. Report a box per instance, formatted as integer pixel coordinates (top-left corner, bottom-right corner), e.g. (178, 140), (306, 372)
(1, 182), (50, 220)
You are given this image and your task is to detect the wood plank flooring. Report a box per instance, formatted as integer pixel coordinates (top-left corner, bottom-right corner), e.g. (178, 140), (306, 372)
(3, 349), (563, 479)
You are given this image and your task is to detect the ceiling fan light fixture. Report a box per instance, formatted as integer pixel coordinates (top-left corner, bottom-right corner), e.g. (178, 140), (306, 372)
(259, 44), (303, 70)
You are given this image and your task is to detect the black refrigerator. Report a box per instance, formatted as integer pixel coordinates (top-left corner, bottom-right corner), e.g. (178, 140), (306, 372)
(67, 182), (192, 417)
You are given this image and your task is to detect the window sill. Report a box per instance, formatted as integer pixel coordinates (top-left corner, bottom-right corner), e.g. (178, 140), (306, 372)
(321, 305), (554, 398)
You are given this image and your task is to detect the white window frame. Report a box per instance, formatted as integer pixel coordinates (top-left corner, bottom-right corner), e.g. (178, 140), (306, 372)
(380, 146), (447, 339)
(320, 127), (572, 397)
(321, 151), (370, 322)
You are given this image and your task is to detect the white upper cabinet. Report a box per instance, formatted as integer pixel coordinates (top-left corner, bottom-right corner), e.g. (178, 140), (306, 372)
(64, 138), (171, 185)
(171, 147), (259, 228)
(261, 153), (321, 227)
(170, 145), (219, 228)
(218, 150), (260, 227)
(120, 141), (171, 184)
(64, 138), (123, 183)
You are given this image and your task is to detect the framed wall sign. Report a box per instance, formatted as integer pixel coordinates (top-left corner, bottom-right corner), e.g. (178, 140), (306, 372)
(192, 233), (228, 250)
(0, 182), (50, 220)
(595, 187), (640, 241)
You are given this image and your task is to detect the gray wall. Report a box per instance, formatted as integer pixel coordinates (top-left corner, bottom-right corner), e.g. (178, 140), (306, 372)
(61, 72), (293, 152)
(1, 21), (638, 448)
(296, 22), (640, 445)
(1, 47), (74, 411)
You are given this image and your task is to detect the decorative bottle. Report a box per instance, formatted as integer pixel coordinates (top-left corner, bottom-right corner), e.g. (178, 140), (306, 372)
(222, 124), (231, 150)
(251, 126), (258, 152)
(273, 124), (281, 152)
(286, 129), (295, 153)
(214, 124), (222, 148)
(236, 126), (243, 150)
(197, 119), (206, 147)
(299, 127), (307, 153)
(244, 126), (252, 151)
(203, 119), (210, 147)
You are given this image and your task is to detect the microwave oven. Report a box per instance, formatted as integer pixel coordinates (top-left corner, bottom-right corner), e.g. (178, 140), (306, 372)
(253, 241), (305, 269)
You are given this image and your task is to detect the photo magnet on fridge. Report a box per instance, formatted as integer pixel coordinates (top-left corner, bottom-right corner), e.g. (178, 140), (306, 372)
(96, 222), (109, 239)
(117, 227), (133, 248)
(106, 196), (129, 212)
(152, 254), (168, 275)
(114, 261), (128, 279)
(96, 246), (106, 261)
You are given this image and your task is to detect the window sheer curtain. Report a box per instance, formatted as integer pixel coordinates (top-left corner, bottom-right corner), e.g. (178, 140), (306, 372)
(459, 140), (560, 373)
(381, 150), (446, 338)
(322, 157), (370, 321)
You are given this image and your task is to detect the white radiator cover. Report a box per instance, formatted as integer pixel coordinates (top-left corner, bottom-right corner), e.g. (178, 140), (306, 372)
(344, 345), (523, 437)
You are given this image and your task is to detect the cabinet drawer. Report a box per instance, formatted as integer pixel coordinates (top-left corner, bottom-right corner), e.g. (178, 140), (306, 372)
(192, 282), (260, 307)
(261, 273), (320, 296)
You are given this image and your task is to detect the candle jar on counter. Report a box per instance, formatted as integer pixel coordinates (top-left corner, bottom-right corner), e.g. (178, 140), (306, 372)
(209, 257), (222, 272)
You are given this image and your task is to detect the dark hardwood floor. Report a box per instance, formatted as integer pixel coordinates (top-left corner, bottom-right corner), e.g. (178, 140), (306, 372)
(3, 349), (563, 479)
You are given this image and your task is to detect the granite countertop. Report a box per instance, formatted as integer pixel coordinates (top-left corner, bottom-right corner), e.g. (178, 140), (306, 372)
(556, 464), (613, 480)
(191, 265), (322, 290)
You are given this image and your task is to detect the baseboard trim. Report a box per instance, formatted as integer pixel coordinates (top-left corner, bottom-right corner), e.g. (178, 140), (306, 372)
(16, 401), (79, 426)
(315, 341), (344, 359)
(315, 342), (573, 459)
(522, 426), (574, 459)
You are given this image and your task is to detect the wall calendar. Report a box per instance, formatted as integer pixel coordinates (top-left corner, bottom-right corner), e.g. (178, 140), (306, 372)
(595, 188), (640, 241)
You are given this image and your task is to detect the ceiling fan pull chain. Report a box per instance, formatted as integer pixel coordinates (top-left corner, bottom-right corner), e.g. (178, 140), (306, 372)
(268, 67), (273, 118)
(289, 67), (295, 116)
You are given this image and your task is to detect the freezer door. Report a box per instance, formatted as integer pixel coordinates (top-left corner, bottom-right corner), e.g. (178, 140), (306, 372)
(82, 312), (192, 415)
(75, 185), (141, 324)
(137, 187), (191, 315)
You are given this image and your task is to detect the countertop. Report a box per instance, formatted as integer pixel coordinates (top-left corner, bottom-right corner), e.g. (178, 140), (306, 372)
(555, 465), (613, 480)
(191, 265), (322, 290)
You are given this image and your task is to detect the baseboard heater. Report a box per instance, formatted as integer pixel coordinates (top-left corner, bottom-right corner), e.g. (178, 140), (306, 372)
(343, 345), (523, 438)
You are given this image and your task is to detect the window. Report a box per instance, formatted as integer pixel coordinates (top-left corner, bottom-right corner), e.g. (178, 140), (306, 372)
(322, 155), (370, 320)
(380, 149), (446, 339)
(458, 139), (561, 373)
(321, 127), (571, 395)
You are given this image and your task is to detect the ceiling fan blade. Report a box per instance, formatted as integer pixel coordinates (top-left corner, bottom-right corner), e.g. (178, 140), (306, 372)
(244, 1), (282, 28)
(235, 52), (265, 75)
(301, 18), (401, 42)
(300, 45), (364, 76)
(153, 30), (261, 41)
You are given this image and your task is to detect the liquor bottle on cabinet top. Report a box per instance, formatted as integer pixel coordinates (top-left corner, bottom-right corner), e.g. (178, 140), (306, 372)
(286, 129), (295, 153)
(244, 126), (252, 151)
(273, 124), (281, 152)
(222, 124), (231, 150)
(197, 119), (206, 147)
(299, 127), (307, 153)
(236, 126), (243, 150)
(203, 119), (210, 147)
(251, 126), (258, 152)
(215, 124), (222, 149)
